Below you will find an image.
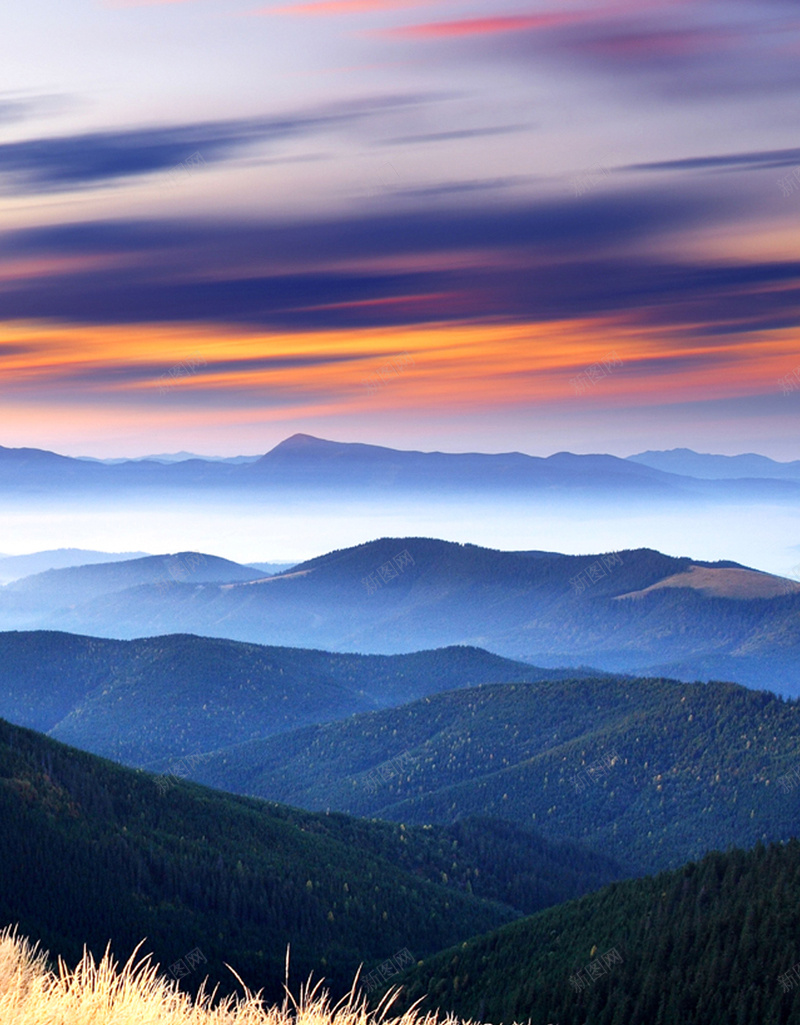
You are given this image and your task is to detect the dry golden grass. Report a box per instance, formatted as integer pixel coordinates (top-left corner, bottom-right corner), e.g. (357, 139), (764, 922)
(615, 564), (800, 600)
(0, 927), (472, 1025)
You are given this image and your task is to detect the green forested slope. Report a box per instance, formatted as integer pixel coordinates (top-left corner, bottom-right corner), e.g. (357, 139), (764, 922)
(0, 631), (559, 763)
(190, 675), (800, 874)
(0, 716), (515, 1002)
(0, 715), (620, 1004)
(390, 840), (800, 1025)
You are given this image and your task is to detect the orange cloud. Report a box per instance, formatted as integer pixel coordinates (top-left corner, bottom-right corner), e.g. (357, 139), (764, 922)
(1, 314), (797, 427)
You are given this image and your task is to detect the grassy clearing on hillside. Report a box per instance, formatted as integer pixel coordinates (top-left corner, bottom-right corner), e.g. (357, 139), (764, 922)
(0, 927), (475, 1025)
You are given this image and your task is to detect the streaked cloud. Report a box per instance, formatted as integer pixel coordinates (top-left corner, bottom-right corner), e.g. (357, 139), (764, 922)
(0, 184), (726, 328)
(626, 147), (800, 174)
(377, 12), (589, 39)
(0, 94), (59, 124)
(0, 179), (798, 346)
(0, 95), (439, 194)
(1, 186), (714, 266)
(390, 175), (534, 197)
(382, 124), (529, 144)
(552, 22), (746, 66)
(1, 313), (798, 427)
(377, 2), (800, 101)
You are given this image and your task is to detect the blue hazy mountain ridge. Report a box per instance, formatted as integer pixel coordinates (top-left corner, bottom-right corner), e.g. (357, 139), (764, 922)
(184, 675), (800, 876)
(1, 434), (800, 502)
(77, 452), (262, 464)
(246, 435), (685, 493)
(628, 447), (800, 479)
(0, 444), (242, 489)
(2, 551), (264, 615)
(245, 561), (298, 573)
(7, 537), (798, 693)
(0, 548), (149, 584)
(0, 630), (565, 763)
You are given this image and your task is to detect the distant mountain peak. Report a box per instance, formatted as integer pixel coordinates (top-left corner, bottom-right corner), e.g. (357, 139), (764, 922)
(271, 433), (329, 451)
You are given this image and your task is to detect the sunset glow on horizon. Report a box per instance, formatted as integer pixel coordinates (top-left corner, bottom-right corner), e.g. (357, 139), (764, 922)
(0, 309), (797, 457)
(0, 0), (798, 458)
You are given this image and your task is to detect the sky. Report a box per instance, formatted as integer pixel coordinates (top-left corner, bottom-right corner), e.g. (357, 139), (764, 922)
(1, 0), (800, 459)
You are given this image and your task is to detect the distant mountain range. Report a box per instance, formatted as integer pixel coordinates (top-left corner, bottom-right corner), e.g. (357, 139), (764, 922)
(185, 673), (800, 876)
(3, 537), (796, 692)
(0, 548), (148, 584)
(245, 561), (298, 574)
(77, 452), (262, 465)
(630, 447), (800, 480)
(1, 434), (799, 503)
(0, 549), (293, 586)
(2, 552), (264, 613)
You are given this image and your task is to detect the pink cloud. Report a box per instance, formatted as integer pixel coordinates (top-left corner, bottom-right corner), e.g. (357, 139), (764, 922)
(370, 1), (710, 42)
(256, 0), (441, 15)
(377, 12), (590, 39)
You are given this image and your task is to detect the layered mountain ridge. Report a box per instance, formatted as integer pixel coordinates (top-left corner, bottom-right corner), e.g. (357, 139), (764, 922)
(1, 537), (796, 692)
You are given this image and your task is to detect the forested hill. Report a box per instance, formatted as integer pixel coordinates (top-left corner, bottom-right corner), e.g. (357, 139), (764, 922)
(0, 715), (622, 1003)
(391, 839), (800, 1025)
(0, 631), (560, 764)
(189, 674), (800, 874)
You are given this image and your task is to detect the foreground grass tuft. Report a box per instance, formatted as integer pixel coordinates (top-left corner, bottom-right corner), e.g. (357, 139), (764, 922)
(0, 926), (473, 1025)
